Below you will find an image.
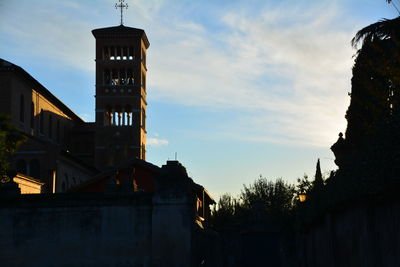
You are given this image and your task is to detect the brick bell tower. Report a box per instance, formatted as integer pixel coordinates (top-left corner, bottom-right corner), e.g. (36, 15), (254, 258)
(92, 20), (149, 169)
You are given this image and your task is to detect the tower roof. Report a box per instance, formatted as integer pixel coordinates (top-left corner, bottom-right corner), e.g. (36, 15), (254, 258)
(92, 25), (150, 48)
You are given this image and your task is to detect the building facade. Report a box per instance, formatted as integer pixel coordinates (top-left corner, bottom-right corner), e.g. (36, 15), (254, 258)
(0, 59), (97, 193)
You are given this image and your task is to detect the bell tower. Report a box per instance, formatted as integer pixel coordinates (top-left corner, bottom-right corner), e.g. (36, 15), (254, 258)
(92, 25), (149, 169)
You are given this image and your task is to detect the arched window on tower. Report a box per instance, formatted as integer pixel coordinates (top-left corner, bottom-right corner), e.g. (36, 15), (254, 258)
(110, 46), (115, 60)
(115, 105), (122, 126)
(120, 69), (126, 85)
(129, 46), (134, 60)
(104, 69), (111, 85)
(125, 105), (132, 126)
(16, 159), (27, 175)
(105, 106), (112, 126)
(111, 109), (116, 126)
(127, 69), (134, 85)
(123, 47), (128, 60)
(29, 159), (40, 179)
(116, 46), (121, 60)
(103, 46), (109, 60)
(19, 94), (25, 123)
(112, 69), (118, 85)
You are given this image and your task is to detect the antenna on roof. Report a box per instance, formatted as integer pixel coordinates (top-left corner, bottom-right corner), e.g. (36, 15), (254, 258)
(115, 0), (128, 25)
(175, 152), (177, 161)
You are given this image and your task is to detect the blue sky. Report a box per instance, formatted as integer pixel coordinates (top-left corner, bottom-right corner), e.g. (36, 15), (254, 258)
(0, 0), (398, 199)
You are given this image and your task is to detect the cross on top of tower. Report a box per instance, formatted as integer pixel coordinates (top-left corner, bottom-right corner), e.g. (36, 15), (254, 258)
(115, 0), (128, 25)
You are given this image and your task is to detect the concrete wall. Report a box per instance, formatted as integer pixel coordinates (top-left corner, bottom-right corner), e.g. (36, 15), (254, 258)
(298, 200), (400, 267)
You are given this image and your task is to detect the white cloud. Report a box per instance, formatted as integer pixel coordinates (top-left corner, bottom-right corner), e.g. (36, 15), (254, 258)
(147, 137), (169, 146)
(145, 1), (357, 147)
(0, 1), (94, 72)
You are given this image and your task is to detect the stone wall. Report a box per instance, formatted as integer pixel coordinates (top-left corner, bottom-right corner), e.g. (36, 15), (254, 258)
(298, 199), (400, 267)
(0, 190), (217, 267)
(0, 192), (152, 267)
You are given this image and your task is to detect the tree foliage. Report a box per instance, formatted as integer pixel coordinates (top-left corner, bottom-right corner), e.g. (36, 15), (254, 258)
(211, 193), (241, 229)
(351, 17), (400, 48)
(212, 177), (297, 230)
(0, 114), (26, 183)
(296, 174), (311, 195)
(240, 177), (296, 216)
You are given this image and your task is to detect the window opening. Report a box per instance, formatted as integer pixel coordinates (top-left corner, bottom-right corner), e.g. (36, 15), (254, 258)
(120, 69), (126, 85)
(110, 46), (115, 60)
(104, 69), (111, 85)
(112, 69), (118, 85)
(29, 159), (40, 179)
(129, 46), (134, 60)
(105, 106), (112, 126)
(123, 47), (127, 60)
(116, 46), (121, 60)
(103, 46), (109, 59)
(127, 69), (133, 85)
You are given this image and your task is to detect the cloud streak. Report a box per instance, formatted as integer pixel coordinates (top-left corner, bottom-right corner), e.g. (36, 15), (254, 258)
(145, 1), (357, 147)
(147, 138), (169, 147)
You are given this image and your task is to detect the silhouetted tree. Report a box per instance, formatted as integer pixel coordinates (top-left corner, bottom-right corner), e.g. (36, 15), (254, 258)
(240, 177), (296, 217)
(326, 15), (400, 212)
(332, 16), (400, 169)
(0, 114), (26, 184)
(312, 159), (324, 189)
(211, 193), (241, 229)
(345, 17), (400, 149)
(212, 177), (296, 230)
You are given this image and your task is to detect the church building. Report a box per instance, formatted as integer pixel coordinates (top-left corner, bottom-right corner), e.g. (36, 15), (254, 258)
(0, 0), (215, 220)
(0, 12), (151, 193)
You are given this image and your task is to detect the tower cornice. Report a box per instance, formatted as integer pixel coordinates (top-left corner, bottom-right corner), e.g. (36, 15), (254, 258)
(92, 25), (150, 48)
